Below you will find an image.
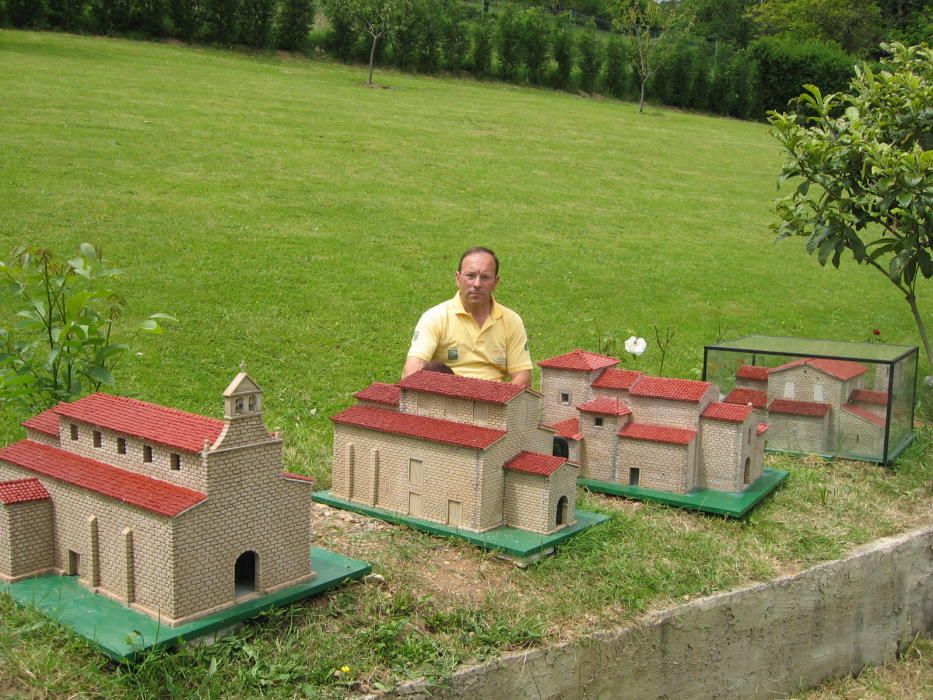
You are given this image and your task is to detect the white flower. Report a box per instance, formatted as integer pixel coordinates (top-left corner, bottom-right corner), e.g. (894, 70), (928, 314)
(624, 336), (647, 356)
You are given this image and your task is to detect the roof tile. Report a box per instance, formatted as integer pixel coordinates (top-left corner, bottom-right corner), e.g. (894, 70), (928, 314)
(332, 404), (505, 449)
(541, 418), (583, 441)
(618, 422), (697, 445)
(397, 371), (525, 404)
(354, 382), (401, 407)
(848, 389), (888, 406)
(578, 397), (632, 416)
(770, 358), (867, 381)
(702, 402), (752, 423)
(757, 422), (769, 436)
(538, 349), (619, 372)
(503, 451), (568, 476)
(0, 477), (50, 505)
(736, 365), (769, 381)
(591, 368), (643, 390)
(840, 403), (886, 427)
(628, 376), (712, 403)
(767, 399), (831, 417)
(22, 407), (61, 437)
(724, 388), (768, 409)
(54, 393), (224, 454)
(0, 441), (205, 517)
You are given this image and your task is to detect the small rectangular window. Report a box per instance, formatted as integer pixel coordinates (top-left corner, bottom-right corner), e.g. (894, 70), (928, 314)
(408, 458), (423, 485)
(559, 391), (571, 405)
(117, 437), (126, 454)
(93, 431), (102, 447)
(70, 424), (79, 440)
(143, 445), (153, 462)
(594, 416), (604, 427)
(171, 453), (181, 471)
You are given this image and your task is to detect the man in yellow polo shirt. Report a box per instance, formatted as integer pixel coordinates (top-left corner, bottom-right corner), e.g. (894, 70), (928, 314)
(402, 247), (532, 387)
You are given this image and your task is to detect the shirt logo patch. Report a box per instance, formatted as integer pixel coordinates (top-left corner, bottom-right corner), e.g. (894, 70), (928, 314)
(493, 356), (507, 366)
(448, 348), (459, 361)
(413, 330), (420, 341)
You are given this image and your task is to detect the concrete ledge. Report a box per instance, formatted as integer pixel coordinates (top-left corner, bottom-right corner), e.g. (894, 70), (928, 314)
(383, 525), (932, 699)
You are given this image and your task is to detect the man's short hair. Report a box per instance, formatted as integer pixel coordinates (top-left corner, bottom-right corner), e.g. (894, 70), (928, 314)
(458, 247), (500, 276)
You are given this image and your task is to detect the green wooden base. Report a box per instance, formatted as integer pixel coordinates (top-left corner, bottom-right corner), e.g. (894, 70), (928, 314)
(0, 547), (370, 661)
(578, 467), (789, 518)
(313, 491), (609, 561)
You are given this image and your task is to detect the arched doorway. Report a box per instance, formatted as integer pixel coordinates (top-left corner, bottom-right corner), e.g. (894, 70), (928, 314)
(235, 551), (257, 597)
(556, 496), (568, 526)
(743, 457), (751, 484)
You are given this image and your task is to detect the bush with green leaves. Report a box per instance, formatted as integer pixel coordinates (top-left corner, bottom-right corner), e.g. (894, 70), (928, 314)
(550, 14), (573, 90)
(519, 7), (550, 86)
(204, 0), (240, 45)
(0, 244), (174, 411)
(470, 17), (494, 77)
(576, 20), (601, 94)
(239, 0), (275, 47)
(652, 36), (711, 111)
(442, 3), (468, 75)
(496, 4), (522, 82)
(601, 33), (628, 98)
(276, 0), (314, 50)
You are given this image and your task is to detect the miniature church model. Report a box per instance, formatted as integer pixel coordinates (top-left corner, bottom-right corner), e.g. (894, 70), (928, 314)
(725, 358), (889, 455)
(538, 350), (768, 494)
(330, 370), (578, 535)
(0, 374), (315, 626)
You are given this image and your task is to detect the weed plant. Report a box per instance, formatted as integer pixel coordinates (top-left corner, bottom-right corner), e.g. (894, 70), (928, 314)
(0, 31), (930, 697)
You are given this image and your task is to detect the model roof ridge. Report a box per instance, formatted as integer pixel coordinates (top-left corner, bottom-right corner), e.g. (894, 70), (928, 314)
(331, 404), (507, 449)
(503, 450), (568, 476)
(848, 388), (888, 405)
(840, 402), (886, 427)
(735, 364), (770, 380)
(723, 387), (768, 409)
(578, 396), (632, 415)
(541, 417), (583, 441)
(0, 440), (207, 517)
(767, 398), (832, 417)
(397, 370), (530, 404)
(591, 367), (644, 389)
(618, 422), (697, 445)
(701, 402), (753, 423)
(353, 382), (402, 406)
(770, 357), (868, 380)
(53, 393), (225, 453)
(627, 375), (712, 402)
(537, 348), (620, 372)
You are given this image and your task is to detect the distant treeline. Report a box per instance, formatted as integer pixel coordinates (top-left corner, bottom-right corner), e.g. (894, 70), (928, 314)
(2, 0), (928, 118)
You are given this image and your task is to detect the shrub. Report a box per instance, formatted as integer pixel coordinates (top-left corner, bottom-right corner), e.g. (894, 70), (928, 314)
(496, 4), (521, 81)
(519, 7), (550, 85)
(550, 14), (573, 90)
(576, 21), (601, 94)
(204, 0), (240, 45)
(8, 0), (49, 27)
(47, 0), (87, 32)
(470, 17), (494, 77)
(276, 0), (314, 50)
(170, 0), (202, 41)
(601, 33), (628, 98)
(442, 3), (468, 74)
(748, 35), (855, 115)
(239, 0), (275, 47)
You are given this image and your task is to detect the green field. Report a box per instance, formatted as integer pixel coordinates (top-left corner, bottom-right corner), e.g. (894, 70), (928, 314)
(0, 30), (929, 697)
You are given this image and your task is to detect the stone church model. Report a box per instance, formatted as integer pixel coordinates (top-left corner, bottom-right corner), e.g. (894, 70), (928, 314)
(726, 358), (890, 455)
(538, 349), (768, 494)
(0, 373), (315, 626)
(330, 370), (578, 535)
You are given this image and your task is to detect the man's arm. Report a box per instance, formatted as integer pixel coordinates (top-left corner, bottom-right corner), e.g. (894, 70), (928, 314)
(509, 370), (531, 388)
(402, 356), (428, 379)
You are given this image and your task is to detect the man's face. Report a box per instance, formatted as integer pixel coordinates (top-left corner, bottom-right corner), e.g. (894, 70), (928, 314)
(456, 252), (499, 308)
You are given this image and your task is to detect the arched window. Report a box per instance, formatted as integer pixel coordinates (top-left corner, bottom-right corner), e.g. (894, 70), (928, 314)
(556, 496), (568, 526)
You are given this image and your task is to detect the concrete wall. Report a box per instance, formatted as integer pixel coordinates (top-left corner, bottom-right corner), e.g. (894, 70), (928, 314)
(384, 525), (932, 700)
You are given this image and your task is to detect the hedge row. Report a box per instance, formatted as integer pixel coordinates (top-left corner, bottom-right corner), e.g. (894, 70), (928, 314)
(2, 0), (858, 118)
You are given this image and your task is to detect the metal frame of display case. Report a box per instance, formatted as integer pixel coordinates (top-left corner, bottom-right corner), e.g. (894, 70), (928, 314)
(703, 336), (918, 465)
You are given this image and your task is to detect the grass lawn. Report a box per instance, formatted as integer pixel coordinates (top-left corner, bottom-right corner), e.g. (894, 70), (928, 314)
(0, 30), (929, 697)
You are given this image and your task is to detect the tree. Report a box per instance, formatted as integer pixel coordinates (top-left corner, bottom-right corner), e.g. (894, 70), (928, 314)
(747, 0), (884, 57)
(277, 0), (315, 51)
(331, 0), (411, 84)
(613, 0), (689, 112)
(550, 14), (574, 90)
(0, 244), (174, 411)
(769, 43), (933, 371)
(576, 20), (602, 94)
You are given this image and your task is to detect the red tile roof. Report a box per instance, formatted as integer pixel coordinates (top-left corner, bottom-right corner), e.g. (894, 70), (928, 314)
(770, 358), (867, 381)
(281, 471), (316, 484)
(332, 404), (506, 449)
(591, 368), (643, 390)
(849, 389), (888, 406)
(724, 388), (768, 409)
(767, 399), (831, 417)
(538, 349), (619, 372)
(354, 382), (401, 407)
(0, 440), (206, 517)
(54, 393), (224, 454)
(840, 403), (886, 428)
(702, 402), (752, 423)
(628, 376), (712, 403)
(757, 423), (769, 436)
(541, 418), (583, 441)
(578, 397), (632, 416)
(397, 371), (525, 404)
(618, 423), (697, 446)
(503, 451), (568, 477)
(22, 407), (61, 437)
(0, 477), (50, 505)
(736, 365), (769, 381)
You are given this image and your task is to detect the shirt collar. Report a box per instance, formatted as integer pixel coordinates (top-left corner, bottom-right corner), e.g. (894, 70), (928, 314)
(452, 292), (502, 320)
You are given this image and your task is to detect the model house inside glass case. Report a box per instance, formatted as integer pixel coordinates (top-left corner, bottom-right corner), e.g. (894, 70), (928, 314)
(703, 336), (917, 465)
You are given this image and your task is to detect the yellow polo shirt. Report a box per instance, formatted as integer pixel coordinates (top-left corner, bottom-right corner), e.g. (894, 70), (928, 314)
(407, 293), (533, 381)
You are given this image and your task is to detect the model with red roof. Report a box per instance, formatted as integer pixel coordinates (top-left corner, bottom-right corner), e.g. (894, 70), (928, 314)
(331, 369), (578, 535)
(539, 350), (769, 495)
(0, 373), (315, 626)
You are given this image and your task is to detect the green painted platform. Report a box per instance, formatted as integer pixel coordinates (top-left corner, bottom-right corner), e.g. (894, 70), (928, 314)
(313, 491), (609, 560)
(578, 467), (789, 518)
(0, 547), (369, 661)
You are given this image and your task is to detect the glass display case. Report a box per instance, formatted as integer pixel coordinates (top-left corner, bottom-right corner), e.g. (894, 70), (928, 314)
(703, 336), (917, 465)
